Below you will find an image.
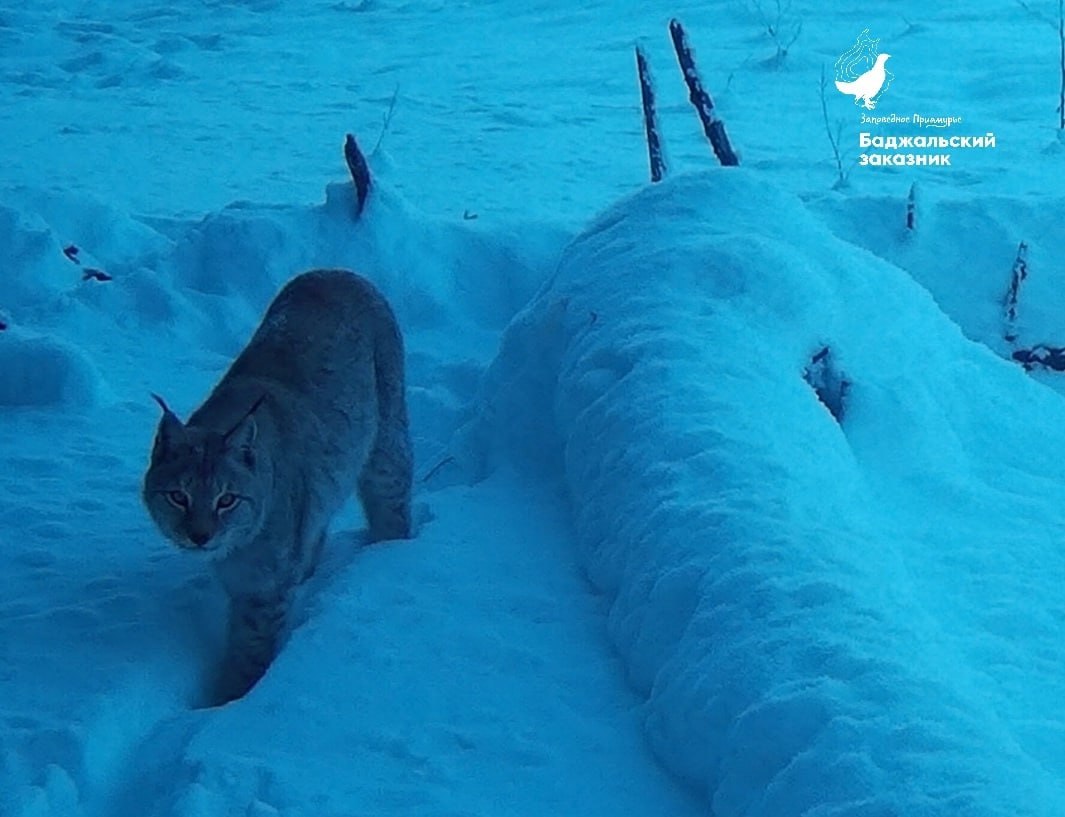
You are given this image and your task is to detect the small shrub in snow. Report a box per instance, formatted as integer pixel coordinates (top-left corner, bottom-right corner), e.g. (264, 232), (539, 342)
(745, 0), (803, 67)
(818, 64), (854, 189)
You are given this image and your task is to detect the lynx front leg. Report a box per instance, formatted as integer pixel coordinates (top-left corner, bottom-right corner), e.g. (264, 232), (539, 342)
(215, 590), (288, 704)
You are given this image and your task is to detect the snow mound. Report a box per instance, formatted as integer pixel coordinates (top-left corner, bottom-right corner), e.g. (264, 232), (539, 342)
(151, 179), (567, 462)
(0, 205), (74, 309)
(813, 190), (1065, 360)
(0, 330), (103, 408)
(463, 170), (1065, 816)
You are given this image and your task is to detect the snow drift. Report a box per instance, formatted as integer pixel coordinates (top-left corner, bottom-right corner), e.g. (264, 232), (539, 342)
(462, 169), (1065, 816)
(5, 178), (692, 817)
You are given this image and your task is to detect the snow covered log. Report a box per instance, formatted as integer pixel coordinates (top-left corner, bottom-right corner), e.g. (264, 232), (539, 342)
(464, 170), (1065, 815)
(635, 46), (667, 183)
(344, 133), (371, 216)
(668, 19), (739, 166)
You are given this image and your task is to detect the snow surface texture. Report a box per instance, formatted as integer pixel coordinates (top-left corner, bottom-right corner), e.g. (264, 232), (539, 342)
(461, 171), (1065, 815)
(6, 0), (1065, 815)
(3, 179), (665, 817)
(0, 1), (1054, 223)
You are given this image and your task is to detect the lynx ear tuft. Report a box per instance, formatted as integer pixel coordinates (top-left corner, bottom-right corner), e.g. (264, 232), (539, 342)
(150, 393), (186, 456)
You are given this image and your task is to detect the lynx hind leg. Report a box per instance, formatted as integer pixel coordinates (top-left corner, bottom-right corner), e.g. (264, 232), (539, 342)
(358, 418), (413, 542)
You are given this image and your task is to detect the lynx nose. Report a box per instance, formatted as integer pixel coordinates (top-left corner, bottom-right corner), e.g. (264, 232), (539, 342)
(189, 530), (211, 547)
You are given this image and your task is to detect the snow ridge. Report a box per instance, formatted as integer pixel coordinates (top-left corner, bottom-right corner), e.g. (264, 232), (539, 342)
(464, 170), (1065, 815)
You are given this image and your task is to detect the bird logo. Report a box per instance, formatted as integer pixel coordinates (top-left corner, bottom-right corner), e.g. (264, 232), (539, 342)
(834, 29), (893, 110)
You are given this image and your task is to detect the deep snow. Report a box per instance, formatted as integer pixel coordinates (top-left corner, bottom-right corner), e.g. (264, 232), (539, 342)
(0, 175), (708, 816)
(5, 0), (1065, 816)
(463, 171), (1065, 814)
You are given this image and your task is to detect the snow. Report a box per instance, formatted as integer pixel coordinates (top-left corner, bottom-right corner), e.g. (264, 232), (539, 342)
(464, 171), (1065, 814)
(4, 0), (1065, 815)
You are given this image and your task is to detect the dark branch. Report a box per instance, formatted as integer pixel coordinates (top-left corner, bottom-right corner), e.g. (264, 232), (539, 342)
(1004, 241), (1029, 343)
(669, 19), (740, 166)
(344, 133), (372, 216)
(635, 46), (667, 182)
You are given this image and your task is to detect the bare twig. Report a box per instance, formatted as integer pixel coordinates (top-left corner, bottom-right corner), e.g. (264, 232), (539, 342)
(748, 0), (803, 61)
(371, 84), (400, 155)
(819, 64), (850, 188)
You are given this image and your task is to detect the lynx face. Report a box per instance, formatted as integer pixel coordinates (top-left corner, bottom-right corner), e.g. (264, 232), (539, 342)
(143, 402), (267, 556)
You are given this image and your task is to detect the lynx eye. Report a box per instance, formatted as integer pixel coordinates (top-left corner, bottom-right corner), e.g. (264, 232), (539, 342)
(215, 492), (240, 511)
(166, 490), (190, 510)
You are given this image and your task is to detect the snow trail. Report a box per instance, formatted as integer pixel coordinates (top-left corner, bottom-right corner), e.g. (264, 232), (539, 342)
(91, 714), (204, 817)
(0, 175), (702, 815)
(1, 441), (703, 815)
(133, 471), (703, 816)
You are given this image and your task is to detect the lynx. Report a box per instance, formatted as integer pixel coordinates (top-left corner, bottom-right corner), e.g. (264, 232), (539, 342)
(143, 269), (412, 703)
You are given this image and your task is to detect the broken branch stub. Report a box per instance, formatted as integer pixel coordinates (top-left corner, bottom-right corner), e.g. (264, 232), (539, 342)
(635, 45), (667, 182)
(668, 19), (739, 167)
(1004, 241), (1029, 344)
(344, 133), (372, 216)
